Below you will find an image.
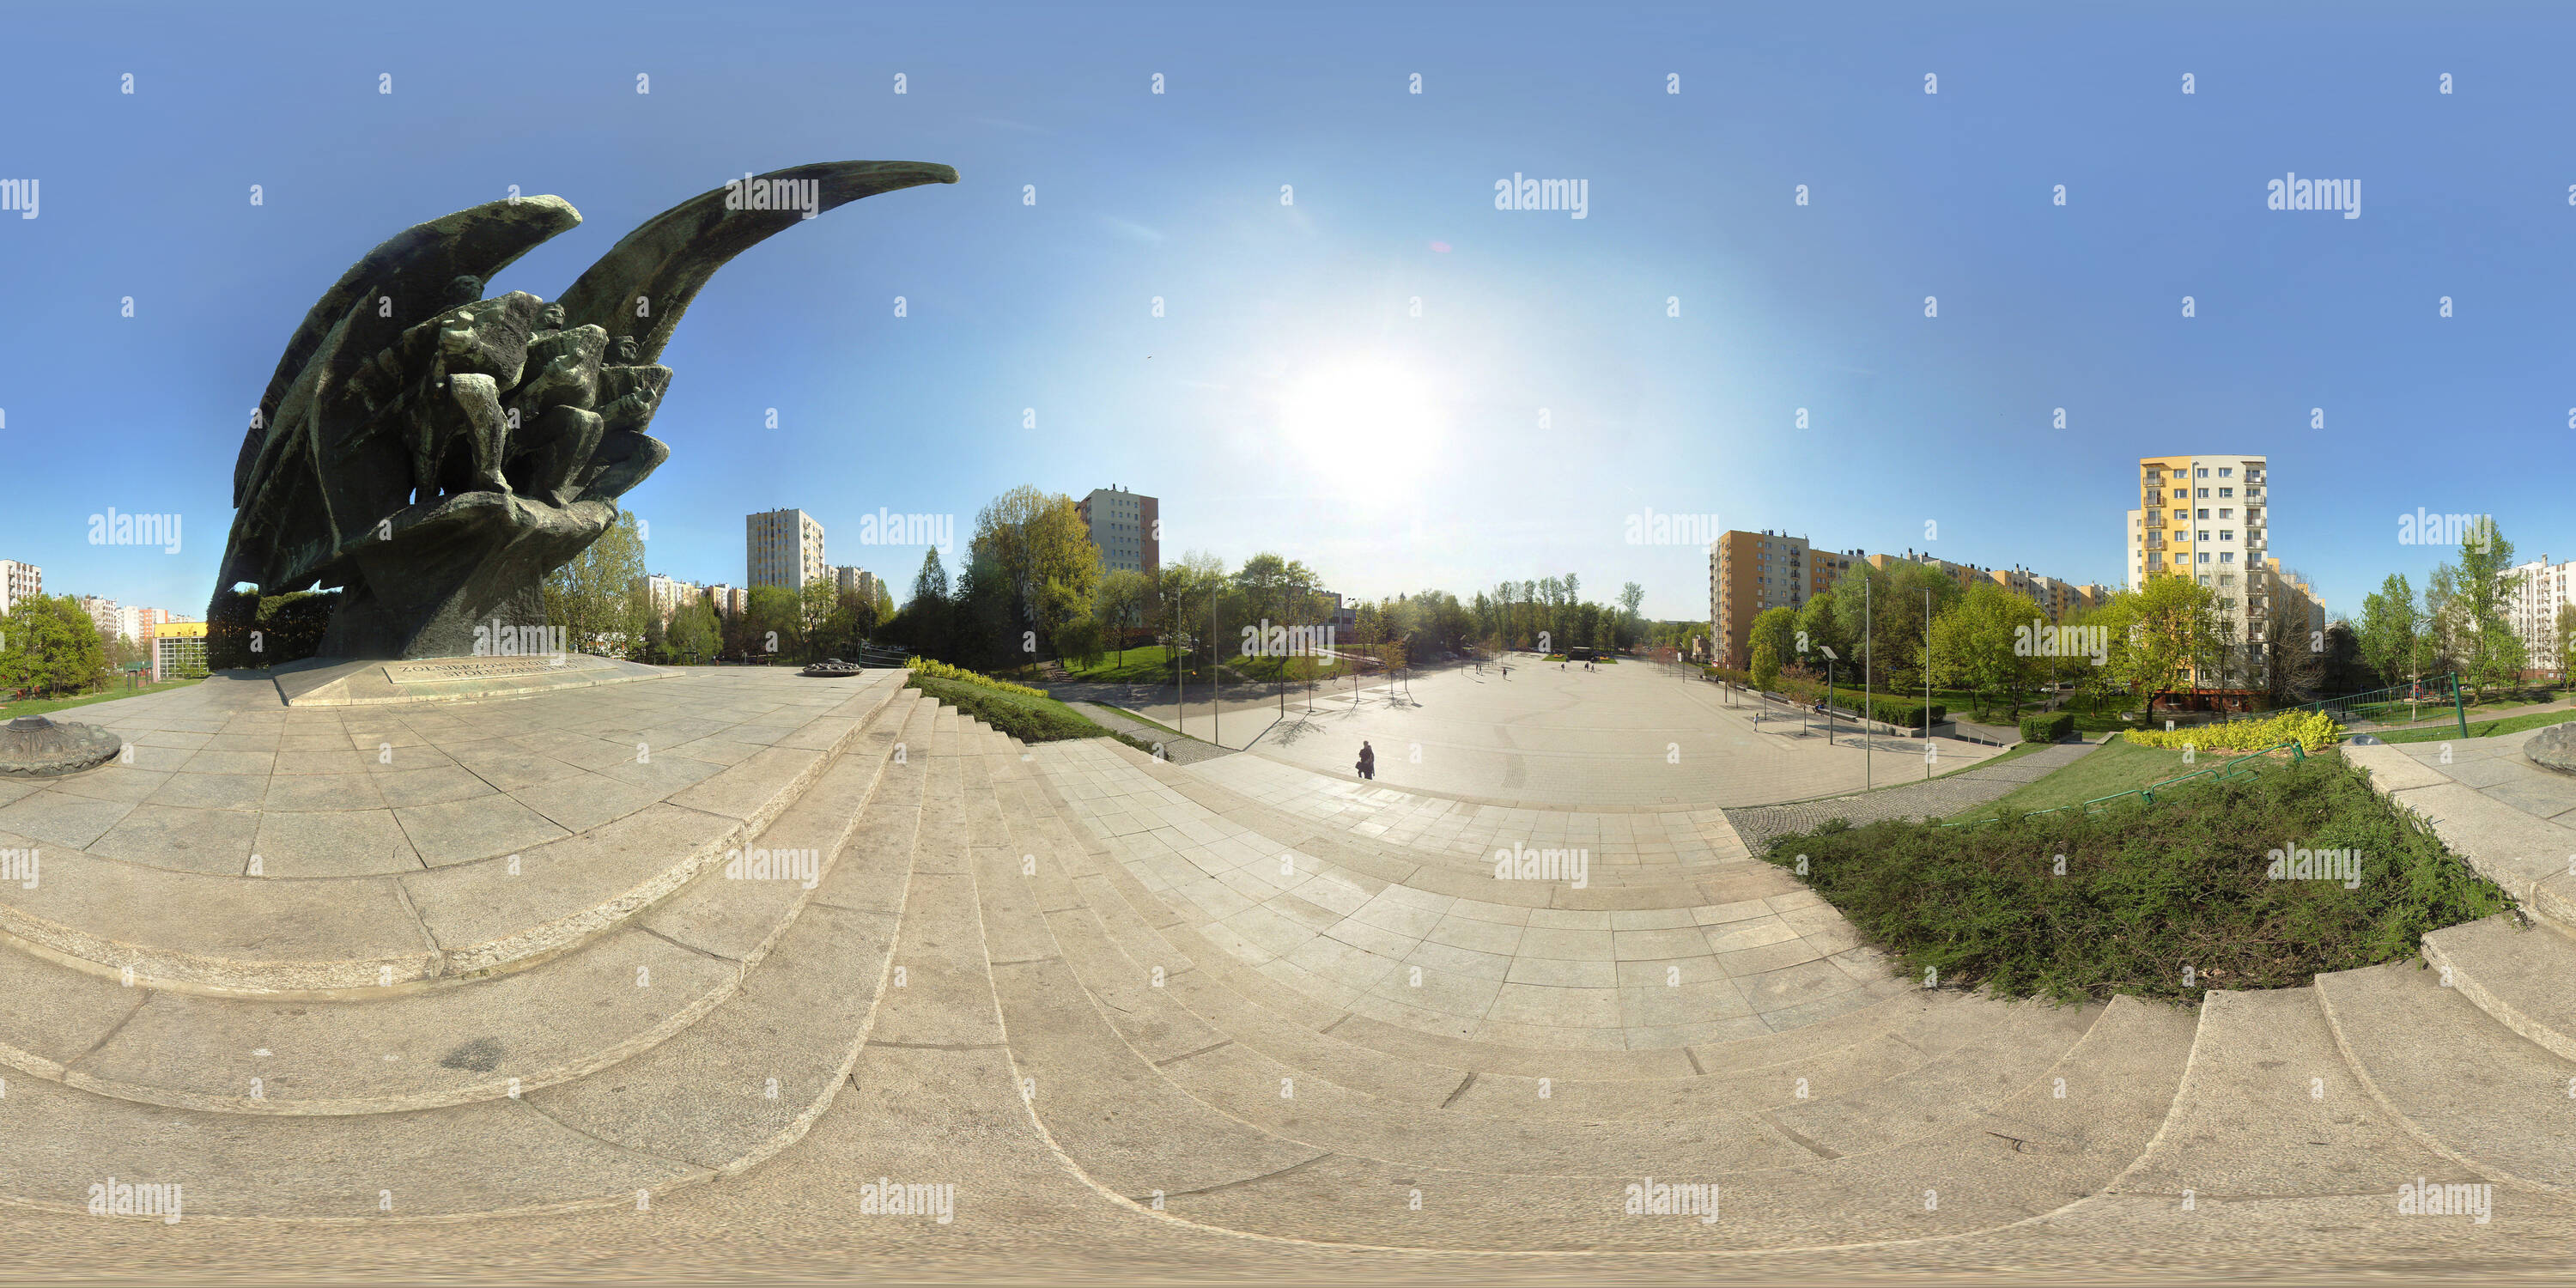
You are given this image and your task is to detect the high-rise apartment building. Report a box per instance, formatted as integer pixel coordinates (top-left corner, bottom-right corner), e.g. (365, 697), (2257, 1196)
(832, 565), (883, 607)
(702, 583), (749, 617)
(638, 574), (703, 624)
(76, 595), (119, 641)
(2127, 453), (2272, 686)
(0, 560), (39, 616)
(2508, 555), (2573, 681)
(1077, 486), (1158, 577)
(1707, 531), (1861, 668)
(1709, 536), (2104, 671)
(747, 508), (827, 592)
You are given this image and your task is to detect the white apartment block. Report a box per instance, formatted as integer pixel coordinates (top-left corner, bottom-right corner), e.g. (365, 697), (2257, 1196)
(638, 574), (703, 624)
(747, 508), (827, 592)
(2509, 555), (2574, 678)
(0, 560), (41, 616)
(833, 565), (883, 606)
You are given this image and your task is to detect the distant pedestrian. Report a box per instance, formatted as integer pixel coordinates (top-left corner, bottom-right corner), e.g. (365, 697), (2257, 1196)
(1357, 740), (1376, 781)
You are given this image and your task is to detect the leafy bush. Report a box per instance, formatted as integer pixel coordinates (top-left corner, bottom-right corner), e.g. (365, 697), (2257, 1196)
(1798, 686), (1943, 729)
(905, 673), (1111, 743)
(2019, 712), (2075, 744)
(1707, 666), (1752, 685)
(206, 587), (341, 670)
(906, 655), (1048, 698)
(2129, 710), (2341, 753)
(1762, 755), (2507, 1003)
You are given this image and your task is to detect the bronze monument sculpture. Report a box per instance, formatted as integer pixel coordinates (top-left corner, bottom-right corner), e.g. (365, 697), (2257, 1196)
(213, 161), (956, 659)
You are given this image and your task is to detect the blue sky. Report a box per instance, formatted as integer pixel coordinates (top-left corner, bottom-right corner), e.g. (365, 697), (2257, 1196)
(1, 1), (2568, 624)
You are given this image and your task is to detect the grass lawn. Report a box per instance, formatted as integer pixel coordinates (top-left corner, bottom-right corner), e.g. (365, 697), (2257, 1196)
(1768, 753), (2508, 1003)
(2377, 707), (2576, 744)
(1948, 734), (2300, 823)
(905, 672), (1142, 747)
(2, 677), (204, 719)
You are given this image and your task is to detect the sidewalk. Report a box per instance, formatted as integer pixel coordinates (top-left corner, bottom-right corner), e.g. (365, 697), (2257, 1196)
(1061, 700), (1234, 765)
(1721, 739), (2099, 854)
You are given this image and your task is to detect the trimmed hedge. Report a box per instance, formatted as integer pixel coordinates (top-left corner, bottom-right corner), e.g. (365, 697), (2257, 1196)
(1807, 687), (1943, 730)
(2019, 712), (2075, 744)
(1707, 666), (1751, 685)
(905, 655), (1048, 698)
(2128, 710), (2342, 754)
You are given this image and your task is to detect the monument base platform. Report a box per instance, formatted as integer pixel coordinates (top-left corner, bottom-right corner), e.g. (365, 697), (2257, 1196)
(270, 653), (677, 707)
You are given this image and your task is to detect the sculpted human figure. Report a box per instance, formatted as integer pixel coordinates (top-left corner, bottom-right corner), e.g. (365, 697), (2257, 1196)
(214, 160), (957, 659)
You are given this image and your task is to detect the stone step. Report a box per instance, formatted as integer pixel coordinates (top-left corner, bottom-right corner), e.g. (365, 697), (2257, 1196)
(2418, 914), (2576, 1064)
(981, 749), (2111, 1182)
(1148, 995), (2193, 1251)
(0, 698), (957, 1219)
(2343, 742), (2576, 934)
(0, 691), (927, 1115)
(2106, 987), (2470, 1203)
(2317, 957), (2576, 1194)
(1022, 739), (1906, 1071)
(1007, 748), (2081, 1131)
(1091, 739), (1777, 902)
(0, 673), (912, 994)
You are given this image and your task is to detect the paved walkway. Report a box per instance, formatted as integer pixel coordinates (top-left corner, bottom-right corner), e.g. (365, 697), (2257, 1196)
(1060, 700), (1232, 765)
(1170, 656), (2004, 810)
(1722, 740), (2099, 854)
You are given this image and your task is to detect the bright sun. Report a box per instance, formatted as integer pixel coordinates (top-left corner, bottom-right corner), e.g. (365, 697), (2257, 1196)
(1278, 361), (1442, 488)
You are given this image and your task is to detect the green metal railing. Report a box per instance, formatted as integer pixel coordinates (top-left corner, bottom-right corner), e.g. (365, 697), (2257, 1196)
(2222, 673), (2464, 738)
(1938, 738), (2307, 829)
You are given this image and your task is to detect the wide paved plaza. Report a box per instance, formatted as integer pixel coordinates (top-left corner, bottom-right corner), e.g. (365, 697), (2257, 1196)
(1131, 657), (2001, 808)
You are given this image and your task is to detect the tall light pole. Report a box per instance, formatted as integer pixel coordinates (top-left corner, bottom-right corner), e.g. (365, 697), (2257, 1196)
(1820, 645), (1838, 745)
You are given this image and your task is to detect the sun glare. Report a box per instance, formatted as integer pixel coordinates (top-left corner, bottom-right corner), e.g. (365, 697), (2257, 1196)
(1278, 361), (1442, 489)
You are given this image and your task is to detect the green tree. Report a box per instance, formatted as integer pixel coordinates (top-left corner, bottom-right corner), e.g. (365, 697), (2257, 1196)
(665, 598), (720, 664)
(744, 586), (804, 662)
(1792, 594), (1843, 672)
(1746, 605), (1795, 677)
(2453, 518), (2522, 695)
(544, 511), (649, 657)
(1094, 568), (1152, 666)
(969, 485), (1102, 658)
(0, 595), (112, 696)
(2099, 575), (2233, 701)
(1930, 581), (2043, 718)
(1750, 635), (1783, 690)
(2355, 574), (2421, 687)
